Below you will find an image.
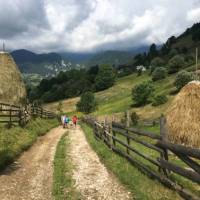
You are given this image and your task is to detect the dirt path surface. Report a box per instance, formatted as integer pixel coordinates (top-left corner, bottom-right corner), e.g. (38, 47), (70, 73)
(0, 126), (66, 200)
(69, 126), (132, 200)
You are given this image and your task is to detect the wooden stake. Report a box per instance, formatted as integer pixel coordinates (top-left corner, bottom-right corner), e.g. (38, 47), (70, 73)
(196, 48), (198, 80)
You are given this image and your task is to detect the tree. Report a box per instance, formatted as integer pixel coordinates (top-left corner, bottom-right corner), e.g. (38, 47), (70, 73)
(130, 112), (139, 125)
(149, 43), (158, 59)
(169, 49), (178, 58)
(152, 67), (167, 81)
(150, 57), (165, 73)
(168, 55), (185, 74)
(95, 64), (115, 91)
(87, 65), (99, 83)
(76, 92), (97, 113)
(152, 94), (168, 106)
(174, 70), (194, 91)
(132, 81), (154, 106)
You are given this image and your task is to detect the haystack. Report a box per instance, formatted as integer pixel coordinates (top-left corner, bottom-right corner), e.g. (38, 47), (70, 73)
(0, 52), (26, 105)
(166, 81), (200, 148)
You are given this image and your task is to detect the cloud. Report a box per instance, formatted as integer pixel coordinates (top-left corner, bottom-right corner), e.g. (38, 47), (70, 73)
(0, 0), (48, 39)
(187, 7), (200, 22)
(0, 0), (199, 52)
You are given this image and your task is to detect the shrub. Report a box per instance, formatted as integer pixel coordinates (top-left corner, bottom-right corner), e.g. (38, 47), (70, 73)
(76, 92), (97, 113)
(132, 81), (154, 106)
(174, 70), (194, 91)
(168, 55), (185, 74)
(152, 67), (167, 81)
(130, 112), (139, 125)
(152, 94), (168, 106)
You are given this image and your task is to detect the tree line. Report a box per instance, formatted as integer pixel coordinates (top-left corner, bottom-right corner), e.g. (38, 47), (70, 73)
(28, 64), (116, 103)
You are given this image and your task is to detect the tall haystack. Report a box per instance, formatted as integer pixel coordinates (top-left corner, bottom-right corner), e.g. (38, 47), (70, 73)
(0, 51), (26, 105)
(166, 81), (200, 148)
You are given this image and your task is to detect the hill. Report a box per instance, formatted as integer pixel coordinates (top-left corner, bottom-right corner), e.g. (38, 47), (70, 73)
(45, 59), (200, 121)
(60, 52), (94, 64)
(11, 49), (72, 76)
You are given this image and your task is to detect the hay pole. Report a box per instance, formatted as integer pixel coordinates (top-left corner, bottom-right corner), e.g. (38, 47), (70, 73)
(196, 47), (198, 79)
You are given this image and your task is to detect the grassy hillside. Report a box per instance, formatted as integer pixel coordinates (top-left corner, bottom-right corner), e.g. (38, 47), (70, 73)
(45, 71), (176, 119)
(45, 60), (200, 120)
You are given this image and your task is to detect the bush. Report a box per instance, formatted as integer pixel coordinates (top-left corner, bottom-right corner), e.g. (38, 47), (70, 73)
(132, 81), (154, 106)
(174, 70), (194, 91)
(95, 64), (115, 91)
(152, 67), (167, 81)
(152, 94), (168, 106)
(76, 92), (97, 113)
(168, 55), (185, 74)
(150, 57), (165, 73)
(130, 112), (139, 125)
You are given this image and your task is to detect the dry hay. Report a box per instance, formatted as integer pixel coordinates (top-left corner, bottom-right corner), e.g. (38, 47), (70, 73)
(0, 52), (26, 105)
(166, 81), (200, 148)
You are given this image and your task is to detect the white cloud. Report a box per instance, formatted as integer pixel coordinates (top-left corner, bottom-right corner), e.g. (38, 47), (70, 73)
(0, 0), (199, 52)
(187, 7), (200, 22)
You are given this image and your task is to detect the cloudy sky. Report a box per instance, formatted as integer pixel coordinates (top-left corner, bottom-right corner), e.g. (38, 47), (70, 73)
(0, 0), (200, 53)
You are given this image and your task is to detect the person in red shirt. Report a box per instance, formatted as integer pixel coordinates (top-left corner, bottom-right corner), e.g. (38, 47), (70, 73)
(72, 115), (78, 128)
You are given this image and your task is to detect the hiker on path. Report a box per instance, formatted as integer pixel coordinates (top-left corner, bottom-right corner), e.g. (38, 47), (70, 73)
(65, 116), (70, 128)
(61, 115), (66, 128)
(72, 115), (78, 128)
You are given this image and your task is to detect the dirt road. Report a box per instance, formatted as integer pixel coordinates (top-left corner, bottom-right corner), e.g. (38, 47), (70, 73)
(0, 126), (66, 200)
(69, 126), (132, 200)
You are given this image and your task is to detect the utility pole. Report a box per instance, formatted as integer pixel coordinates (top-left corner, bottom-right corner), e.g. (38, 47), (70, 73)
(196, 47), (198, 80)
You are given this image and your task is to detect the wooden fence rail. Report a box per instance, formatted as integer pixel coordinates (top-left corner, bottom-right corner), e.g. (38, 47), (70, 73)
(83, 116), (200, 200)
(0, 102), (56, 127)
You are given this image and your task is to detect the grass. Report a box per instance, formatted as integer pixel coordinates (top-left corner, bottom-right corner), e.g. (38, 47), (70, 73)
(45, 72), (176, 119)
(81, 122), (181, 200)
(0, 118), (59, 170)
(53, 133), (80, 200)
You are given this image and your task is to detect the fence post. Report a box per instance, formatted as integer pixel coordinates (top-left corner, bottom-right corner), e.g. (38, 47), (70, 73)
(126, 111), (130, 155)
(18, 108), (23, 127)
(112, 122), (116, 148)
(126, 110), (130, 128)
(40, 108), (43, 118)
(160, 115), (169, 176)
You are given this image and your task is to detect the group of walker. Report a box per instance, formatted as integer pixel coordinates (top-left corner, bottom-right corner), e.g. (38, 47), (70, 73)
(61, 115), (78, 128)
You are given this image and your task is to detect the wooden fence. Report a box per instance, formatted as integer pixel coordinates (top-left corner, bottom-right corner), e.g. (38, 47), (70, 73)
(83, 116), (200, 200)
(0, 102), (56, 127)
